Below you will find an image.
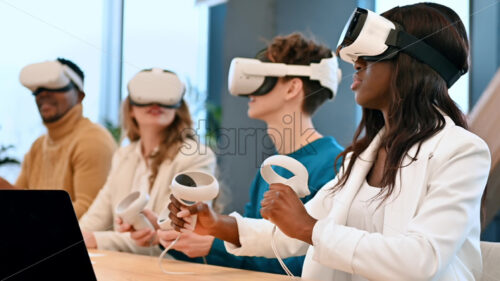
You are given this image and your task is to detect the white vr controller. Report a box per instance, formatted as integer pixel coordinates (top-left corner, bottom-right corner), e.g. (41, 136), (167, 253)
(115, 191), (155, 231)
(260, 155), (310, 198)
(157, 171), (219, 231)
(260, 155), (310, 277)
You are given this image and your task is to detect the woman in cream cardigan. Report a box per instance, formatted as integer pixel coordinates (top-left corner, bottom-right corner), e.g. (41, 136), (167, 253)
(79, 69), (215, 255)
(167, 4), (490, 281)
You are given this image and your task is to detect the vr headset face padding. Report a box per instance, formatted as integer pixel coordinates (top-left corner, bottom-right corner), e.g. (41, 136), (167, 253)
(252, 52), (279, 96)
(19, 61), (84, 94)
(337, 7), (465, 87)
(251, 77), (279, 96)
(228, 58), (267, 95)
(337, 8), (396, 64)
(128, 68), (185, 108)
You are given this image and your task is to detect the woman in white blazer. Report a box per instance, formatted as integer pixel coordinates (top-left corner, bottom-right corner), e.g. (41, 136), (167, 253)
(79, 69), (215, 255)
(167, 3), (490, 281)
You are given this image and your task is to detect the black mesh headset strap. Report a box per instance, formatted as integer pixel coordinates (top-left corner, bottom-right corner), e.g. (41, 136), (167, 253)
(385, 28), (464, 87)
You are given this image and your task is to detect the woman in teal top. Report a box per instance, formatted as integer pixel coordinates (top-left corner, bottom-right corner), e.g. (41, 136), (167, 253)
(122, 33), (343, 276)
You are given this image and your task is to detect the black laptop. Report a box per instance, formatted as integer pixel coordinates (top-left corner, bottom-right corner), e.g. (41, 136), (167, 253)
(0, 190), (97, 281)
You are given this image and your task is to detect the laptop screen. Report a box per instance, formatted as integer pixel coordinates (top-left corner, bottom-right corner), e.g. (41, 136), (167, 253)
(0, 190), (97, 281)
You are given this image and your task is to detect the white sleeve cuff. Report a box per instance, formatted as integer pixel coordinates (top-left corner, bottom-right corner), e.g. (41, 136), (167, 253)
(312, 217), (365, 274)
(223, 212), (276, 258)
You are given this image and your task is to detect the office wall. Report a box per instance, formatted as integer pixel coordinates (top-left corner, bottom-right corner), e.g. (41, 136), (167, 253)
(275, 0), (358, 146)
(215, 0), (278, 213)
(471, 0), (500, 241)
(207, 4), (226, 106)
(211, 0), (357, 213)
(470, 0), (500, 107)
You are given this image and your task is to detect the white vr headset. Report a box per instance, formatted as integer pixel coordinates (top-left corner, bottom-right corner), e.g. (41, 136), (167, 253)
(336, 7), (465, 88)
(128, 68), (185, 108)
(19, 60), (84, 96)
(228, 54), (341, 99)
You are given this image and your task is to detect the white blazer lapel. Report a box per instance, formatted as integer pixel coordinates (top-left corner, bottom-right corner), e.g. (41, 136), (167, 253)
(150, 158), (173, 211)
(382, 116), (455, 236)
(330, 128), (385, 225)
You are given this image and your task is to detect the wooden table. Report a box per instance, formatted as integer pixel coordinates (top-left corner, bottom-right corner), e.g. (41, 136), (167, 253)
(89, 249), (311, 281)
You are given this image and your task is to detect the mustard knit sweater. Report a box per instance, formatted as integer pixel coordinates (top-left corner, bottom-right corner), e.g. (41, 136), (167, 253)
(15, 104), (117, 218)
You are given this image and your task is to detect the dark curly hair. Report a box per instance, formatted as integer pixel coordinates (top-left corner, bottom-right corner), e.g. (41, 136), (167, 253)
(262, 33), (333, 115)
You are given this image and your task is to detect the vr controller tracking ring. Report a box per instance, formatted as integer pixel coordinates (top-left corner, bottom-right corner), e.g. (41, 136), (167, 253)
(260, 155), (310, 277)
(157, 171), (219, 275)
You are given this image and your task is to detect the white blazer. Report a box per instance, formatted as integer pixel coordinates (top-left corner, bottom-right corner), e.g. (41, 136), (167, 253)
(226, 116), (491, 281)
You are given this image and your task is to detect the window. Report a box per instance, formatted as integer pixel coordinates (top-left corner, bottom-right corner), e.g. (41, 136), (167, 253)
(122, 0), (209, 136)
(0, 0), (210, 182)
(0, 0), (103, 182)
(375, 0), (470, 113)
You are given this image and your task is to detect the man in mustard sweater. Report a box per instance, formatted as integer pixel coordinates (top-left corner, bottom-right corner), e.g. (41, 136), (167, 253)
(0, 58), (116, 218)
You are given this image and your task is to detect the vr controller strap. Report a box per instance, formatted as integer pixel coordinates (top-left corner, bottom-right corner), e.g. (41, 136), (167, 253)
(260, 155), (310, 277)
(158, 234), (194, 275)
(271, 225), (294, 277)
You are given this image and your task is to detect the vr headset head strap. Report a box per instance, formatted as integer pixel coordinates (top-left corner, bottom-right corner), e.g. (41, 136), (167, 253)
(385, 28), (464, 87)
(61, 64), (84, 92)
(338, 7), (465, 88)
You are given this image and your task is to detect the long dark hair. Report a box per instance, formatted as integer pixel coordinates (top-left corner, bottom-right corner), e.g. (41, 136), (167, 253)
(333, 3), (469, 199)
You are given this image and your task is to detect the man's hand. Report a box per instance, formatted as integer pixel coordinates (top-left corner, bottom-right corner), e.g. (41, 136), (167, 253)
(0, 177), (15, 189)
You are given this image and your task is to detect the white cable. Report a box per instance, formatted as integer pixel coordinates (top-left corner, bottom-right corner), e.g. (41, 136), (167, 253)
(260, 155), (311, 278)
(271, 225), (295, 278)
(157, 234), (196, 275)
(156, 171), (218, 274)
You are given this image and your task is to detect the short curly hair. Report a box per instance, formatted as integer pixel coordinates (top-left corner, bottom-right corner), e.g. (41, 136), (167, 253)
(57, 57), (85, 83)
(263, 33), (332, 115)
